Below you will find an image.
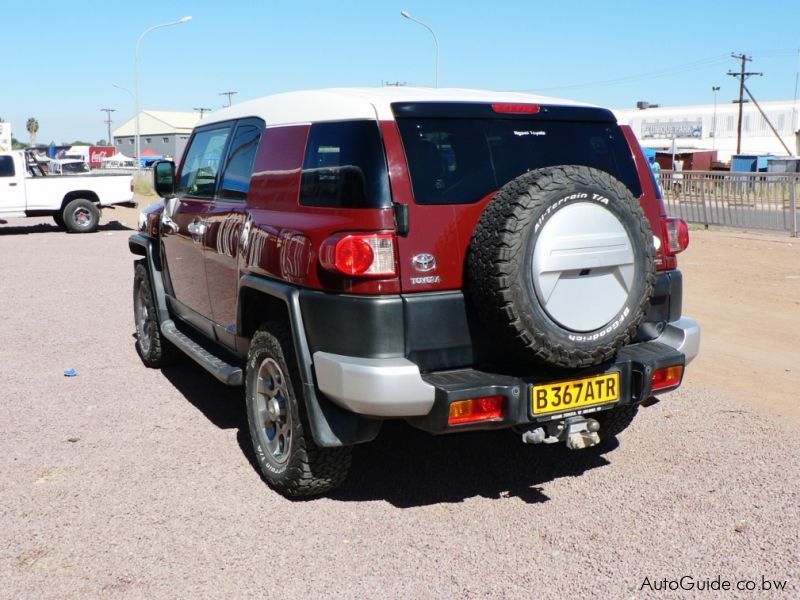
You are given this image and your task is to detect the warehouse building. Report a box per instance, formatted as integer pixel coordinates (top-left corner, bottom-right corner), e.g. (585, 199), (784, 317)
(613, 99), (800, 162)
(112, 111), (198, 161)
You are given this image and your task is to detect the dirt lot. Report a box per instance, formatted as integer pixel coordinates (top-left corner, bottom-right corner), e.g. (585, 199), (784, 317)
(1, 205), (798, 598)
(679, 228), (800, 425)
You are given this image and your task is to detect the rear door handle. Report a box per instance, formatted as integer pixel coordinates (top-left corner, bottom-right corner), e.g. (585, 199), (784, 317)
(8, 182), (17, 186)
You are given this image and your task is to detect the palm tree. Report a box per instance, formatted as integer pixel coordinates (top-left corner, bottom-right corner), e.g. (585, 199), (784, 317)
(26, 117), (39, 147)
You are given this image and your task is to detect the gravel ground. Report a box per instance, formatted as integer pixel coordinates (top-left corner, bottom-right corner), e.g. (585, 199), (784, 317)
(1, 214), (798, 598)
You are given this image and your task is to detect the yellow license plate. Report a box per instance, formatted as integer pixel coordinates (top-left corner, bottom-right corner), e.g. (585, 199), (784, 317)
(531, 373), (620, 415)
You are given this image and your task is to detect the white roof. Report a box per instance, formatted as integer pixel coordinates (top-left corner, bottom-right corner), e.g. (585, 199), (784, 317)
(205, 87), (593, 128)
(102, 152), (135, 162)
(113, 111), (199, 137)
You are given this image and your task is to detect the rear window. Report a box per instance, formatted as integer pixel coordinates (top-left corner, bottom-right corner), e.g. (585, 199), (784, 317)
(300, 121), (391, 209)
(396, 118), (641, 205)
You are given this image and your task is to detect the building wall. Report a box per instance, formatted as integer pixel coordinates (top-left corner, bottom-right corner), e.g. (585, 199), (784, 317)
(614, 100), (800, 161)
(113, 134), (190, 160)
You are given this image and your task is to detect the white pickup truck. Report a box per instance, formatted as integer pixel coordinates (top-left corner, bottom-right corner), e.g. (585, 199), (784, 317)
(0, 150), (135, 233)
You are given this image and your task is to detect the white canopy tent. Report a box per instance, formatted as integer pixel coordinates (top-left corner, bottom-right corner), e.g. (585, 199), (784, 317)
(101, 152), (137, 169)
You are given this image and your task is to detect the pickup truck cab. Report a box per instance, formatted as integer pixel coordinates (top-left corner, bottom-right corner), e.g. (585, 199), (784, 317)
(0, 150), (134, 232)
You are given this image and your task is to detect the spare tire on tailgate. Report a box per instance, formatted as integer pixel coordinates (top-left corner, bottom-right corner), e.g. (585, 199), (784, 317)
(467, 165), (655, 368)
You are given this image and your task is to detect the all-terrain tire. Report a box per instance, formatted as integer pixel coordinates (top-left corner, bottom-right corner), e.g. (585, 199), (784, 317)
(468, 165), (655, 368)
(595, 404), (639, 440)
(133, 261), (179, 367)
(245, 322), (351, 497)
(63, 198), (101, 233)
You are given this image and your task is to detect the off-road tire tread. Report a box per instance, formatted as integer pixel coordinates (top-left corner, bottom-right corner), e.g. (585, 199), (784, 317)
(596, 404), (639, 439)
(133, 261), (179, 367)
(468, 165), (655, 368)
(248, 323), (351, 497)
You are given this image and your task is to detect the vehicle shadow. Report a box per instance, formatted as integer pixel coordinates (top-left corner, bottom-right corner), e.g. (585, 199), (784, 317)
(0, 219), (132, 236)
(159, 362), (615, 507)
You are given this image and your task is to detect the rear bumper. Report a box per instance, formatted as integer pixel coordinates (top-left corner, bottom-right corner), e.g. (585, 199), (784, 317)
(659, 317), (700, 365)
(314, 316), (700, 425)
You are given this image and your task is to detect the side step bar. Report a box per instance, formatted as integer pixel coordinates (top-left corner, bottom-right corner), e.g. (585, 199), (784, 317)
(161, 320), (243, 386)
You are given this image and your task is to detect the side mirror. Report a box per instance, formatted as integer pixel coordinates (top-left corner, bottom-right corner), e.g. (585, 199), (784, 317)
(153, 160), (176, 198)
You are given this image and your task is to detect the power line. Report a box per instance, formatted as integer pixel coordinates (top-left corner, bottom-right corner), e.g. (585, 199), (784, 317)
(519, 54), (731, 93)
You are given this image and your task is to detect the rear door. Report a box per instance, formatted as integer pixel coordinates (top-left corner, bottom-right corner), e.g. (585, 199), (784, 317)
(390, 103), (641, 293)
(202, 118), (264, 348)
(0, 154), (26, 213)
(161, 123), (232, 331)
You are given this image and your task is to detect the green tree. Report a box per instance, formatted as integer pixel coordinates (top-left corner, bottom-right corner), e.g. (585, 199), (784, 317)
(26, 117), (39, 147)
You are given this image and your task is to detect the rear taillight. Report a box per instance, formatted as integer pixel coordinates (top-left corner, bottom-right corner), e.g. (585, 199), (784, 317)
(448, 396), (505, 426)
(661, 217), (689, 255)
(491, 103), (541, 114)
(320, 233), (396, 277)
(651, 365), (684, 392)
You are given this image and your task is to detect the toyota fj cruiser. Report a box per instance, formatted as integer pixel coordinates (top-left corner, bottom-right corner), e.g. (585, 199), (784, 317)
(130, 88), (700, 497)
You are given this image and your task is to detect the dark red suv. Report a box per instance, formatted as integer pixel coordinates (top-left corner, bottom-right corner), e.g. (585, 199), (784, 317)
(130, 88), (700, 497)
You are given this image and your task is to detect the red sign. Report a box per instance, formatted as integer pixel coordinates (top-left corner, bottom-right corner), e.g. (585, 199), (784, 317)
(89, 146), (114, 168)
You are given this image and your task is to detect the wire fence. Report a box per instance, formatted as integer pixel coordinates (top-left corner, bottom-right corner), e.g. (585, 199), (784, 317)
(658, 170), (799, 237)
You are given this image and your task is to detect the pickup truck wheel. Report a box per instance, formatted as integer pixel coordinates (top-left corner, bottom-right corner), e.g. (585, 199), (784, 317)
(133, 261), (178, 367)
(246, 323), (351, 497)
(63, 198), (100, 233)
(52, 213), (66, 230)
(468, 165), (655, 368)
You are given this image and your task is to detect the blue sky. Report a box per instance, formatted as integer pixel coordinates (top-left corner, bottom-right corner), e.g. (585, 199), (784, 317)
(2, 0), (799, 145)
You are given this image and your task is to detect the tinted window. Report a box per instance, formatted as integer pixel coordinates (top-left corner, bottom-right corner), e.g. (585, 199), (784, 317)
(62, 162), (90, 174)
(177, 126), (232, 197)
(219, 124), (261, 201)
(0, 156), (14, 177)
(300, 121), (391, 208)
(396, 118), (641, 205)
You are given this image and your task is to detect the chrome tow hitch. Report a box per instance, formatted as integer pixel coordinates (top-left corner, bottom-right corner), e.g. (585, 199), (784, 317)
(521, 416), (601, 449)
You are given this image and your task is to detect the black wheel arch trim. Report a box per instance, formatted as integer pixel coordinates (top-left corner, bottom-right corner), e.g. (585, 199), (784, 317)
(129, 233), (169, 324)
(238, 274), (382, 448)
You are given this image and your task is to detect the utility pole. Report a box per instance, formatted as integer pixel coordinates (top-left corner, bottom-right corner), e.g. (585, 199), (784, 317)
(100, 108), (116, 146)
(711, 86), (719, 150)
(727, 53), (762, 154)
(194, 107), (212, 120)
(219, 91), (237, 107)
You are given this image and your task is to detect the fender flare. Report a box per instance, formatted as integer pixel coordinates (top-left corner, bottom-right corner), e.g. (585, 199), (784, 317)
(238, 275), (382, 448)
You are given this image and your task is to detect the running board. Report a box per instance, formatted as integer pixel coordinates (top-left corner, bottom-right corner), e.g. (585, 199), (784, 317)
(161, 320), (243, 386)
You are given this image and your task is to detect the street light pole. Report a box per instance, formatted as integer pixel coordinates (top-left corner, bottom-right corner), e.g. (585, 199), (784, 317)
(711, 86), (720, 151)
(400, 10), (439, 88)
(135, 16), (192, 171)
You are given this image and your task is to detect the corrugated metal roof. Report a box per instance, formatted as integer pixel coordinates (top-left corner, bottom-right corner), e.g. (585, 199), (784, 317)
(112, 111), (199, 137)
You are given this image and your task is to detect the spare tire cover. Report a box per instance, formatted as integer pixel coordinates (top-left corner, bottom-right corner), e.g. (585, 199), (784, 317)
(468, 165), (655, 368)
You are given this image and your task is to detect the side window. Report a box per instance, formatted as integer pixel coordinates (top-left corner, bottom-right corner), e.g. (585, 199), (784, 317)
(177, 126), (232, 197)
(0, 156), (14, 177)
(299, 121), (391, 208)
(219, 124), (262, 201)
